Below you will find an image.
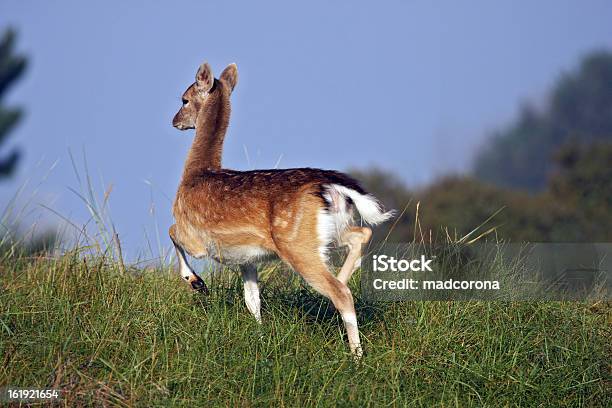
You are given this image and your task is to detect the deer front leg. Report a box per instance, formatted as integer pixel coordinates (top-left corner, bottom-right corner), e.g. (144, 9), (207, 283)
(240, 263), (261, 323)
(336, 227), (372, 285)
(169, 225), (209, 294)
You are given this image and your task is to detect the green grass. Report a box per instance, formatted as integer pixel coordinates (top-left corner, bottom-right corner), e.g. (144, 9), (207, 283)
(0, 251), (610, 407)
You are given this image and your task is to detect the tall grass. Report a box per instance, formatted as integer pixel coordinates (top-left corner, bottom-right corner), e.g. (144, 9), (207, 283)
(1, 251), (610, 406)
(0, 156), (610, 406)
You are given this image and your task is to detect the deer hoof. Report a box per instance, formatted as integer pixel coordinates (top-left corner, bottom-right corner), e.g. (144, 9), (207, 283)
(191, 278), (209, 294)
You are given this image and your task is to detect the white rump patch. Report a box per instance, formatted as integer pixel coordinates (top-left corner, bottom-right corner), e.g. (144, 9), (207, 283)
(316, 209), (335, 263)
(317, 184), (393, 263)
(327, 184), (394, 225)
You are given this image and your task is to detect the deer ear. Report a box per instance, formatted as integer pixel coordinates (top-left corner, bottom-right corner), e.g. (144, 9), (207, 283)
(220, 63), (238, 93)
(195, 62), (214, 93)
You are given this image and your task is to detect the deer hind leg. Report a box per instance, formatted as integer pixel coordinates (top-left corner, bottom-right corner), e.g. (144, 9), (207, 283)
(240, 263), (261, 323)
(169, 225), (209, 294)
(282, 250), (362, 358)
(336, 226), (372, 285)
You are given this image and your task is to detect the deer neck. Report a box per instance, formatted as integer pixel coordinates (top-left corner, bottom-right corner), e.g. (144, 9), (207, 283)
(181, 85), (230, 181)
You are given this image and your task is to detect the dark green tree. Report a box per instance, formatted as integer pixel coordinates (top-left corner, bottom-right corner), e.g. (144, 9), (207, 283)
(473, 51), (612, 191)
(0, 28), (27, 179)
(548, 142), (612, 239)
(353, 149), (612, 243)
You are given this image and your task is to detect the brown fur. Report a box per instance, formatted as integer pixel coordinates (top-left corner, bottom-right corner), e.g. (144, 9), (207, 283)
(173, 168), (366, 256)
(169, 62), (384, 357)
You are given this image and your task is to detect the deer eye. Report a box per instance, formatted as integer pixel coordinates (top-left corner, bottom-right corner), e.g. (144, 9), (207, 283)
(182, 98), (189, 105)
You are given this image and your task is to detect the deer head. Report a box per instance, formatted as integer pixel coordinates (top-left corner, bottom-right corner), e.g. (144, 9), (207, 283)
(172, 62), (238, 130)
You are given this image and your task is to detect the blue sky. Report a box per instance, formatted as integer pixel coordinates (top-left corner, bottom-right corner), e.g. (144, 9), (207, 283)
(1, 1), (612, 259)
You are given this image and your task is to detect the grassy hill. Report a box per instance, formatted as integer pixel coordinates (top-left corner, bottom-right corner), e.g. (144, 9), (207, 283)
(1, 251), (610, 406)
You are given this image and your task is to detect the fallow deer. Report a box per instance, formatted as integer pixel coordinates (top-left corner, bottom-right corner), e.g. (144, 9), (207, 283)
(169, 61), (393, 357)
